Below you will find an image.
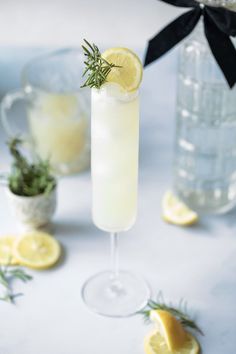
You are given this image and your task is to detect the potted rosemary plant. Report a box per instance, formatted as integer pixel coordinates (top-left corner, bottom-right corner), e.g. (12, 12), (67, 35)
(6, 138), (57, 230)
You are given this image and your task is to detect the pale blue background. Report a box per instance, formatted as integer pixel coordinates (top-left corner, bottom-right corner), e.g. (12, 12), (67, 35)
(0, 0), (184, 48)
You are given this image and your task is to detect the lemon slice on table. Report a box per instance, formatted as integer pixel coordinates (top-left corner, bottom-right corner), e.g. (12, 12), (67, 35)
(0, 236), (19, 265)
(144, 330), (199, 354)
(145, 310), (200, 354)
(102, 47), (143, 92)
(150, 310), (188, 351)
(14, 232), (61, 270)
(162, 191), (198, 226)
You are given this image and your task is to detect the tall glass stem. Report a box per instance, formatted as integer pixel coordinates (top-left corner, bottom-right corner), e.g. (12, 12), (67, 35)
(110, 232), (119, 278)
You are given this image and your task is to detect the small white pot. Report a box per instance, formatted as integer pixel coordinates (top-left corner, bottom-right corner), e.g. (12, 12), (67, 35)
(6, 187), (57, 230)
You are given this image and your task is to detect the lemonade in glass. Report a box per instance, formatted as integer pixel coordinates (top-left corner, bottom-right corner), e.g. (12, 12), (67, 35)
(81, 41), (150, 317)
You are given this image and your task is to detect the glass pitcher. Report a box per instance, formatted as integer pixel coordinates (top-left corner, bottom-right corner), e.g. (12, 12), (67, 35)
(1, 48), (90, 175)
(173, 0), (236, 213)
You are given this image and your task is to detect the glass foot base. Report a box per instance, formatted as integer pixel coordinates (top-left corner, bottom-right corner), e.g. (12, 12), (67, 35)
(81, 270), (150, 317)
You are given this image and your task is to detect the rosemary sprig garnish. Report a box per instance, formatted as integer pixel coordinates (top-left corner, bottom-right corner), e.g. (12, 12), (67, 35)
(139, 293), (204, 336)
(0, 262), (32, 304)
(81, 39), (121, 89)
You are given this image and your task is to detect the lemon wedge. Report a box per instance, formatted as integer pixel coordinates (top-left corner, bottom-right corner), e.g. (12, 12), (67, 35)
(0, 236), (19, 265)
(102, 47), (143, 92)
(144, 329), (199, 354)
(14, 232), (61, 270)
(150, 310), (188, 351)
(162, 191), (198, 226)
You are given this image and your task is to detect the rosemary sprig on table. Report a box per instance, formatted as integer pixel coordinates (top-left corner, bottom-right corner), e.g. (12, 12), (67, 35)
(81, 39), (121, 89)
(140, 293), (203, 336)
(0, 263), (32, 304)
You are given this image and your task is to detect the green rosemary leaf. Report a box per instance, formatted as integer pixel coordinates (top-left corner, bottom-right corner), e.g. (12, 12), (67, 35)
(0, 292), (23, 304)
(8, 268), (33, 282)
(0, 263), (32, 304)
(0, 273), (9, 288)
(83, 39), (95, 52)
(81, 39), (121, 89)
(81, 45), (91, 56)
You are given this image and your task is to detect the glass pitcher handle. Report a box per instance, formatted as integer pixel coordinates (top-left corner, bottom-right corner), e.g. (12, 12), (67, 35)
(1, 89), (26, 138)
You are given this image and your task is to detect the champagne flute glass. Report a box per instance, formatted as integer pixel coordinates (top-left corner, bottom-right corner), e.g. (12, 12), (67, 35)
(81, 83), (150, 317)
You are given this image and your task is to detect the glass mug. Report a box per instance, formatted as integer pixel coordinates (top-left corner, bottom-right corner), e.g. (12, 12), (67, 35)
(1, 48), (90, 175)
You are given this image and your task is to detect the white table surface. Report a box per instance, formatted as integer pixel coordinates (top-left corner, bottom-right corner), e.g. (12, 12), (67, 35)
(0, 47), (236, 354)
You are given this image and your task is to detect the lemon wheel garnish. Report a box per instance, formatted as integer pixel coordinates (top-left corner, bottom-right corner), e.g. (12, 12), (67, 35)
(13, 232), (61, 270)
(0, 236), (19, 265)
(144, 330), (200, 354)
(102, 47), (143, 92)
(162, 191), (198, 226)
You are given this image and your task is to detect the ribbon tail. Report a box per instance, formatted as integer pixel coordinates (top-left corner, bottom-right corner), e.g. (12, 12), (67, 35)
(204, 12), (236, 88)
(144, 8), (201, 67)
(156, 0), (197, 8)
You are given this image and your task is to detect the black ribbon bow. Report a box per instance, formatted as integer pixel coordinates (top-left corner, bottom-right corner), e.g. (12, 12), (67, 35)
(144, 0), (236, 88)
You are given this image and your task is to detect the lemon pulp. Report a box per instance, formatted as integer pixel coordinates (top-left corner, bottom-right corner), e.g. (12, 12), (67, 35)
(102, 47), (143, 92)
(144, 330), (200, 354)
(150, 310), (188, 351)
(14, 232), (61, 269)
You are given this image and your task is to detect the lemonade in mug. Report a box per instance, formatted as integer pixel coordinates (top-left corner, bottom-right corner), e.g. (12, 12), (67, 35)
(1, 49), (90, 175)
